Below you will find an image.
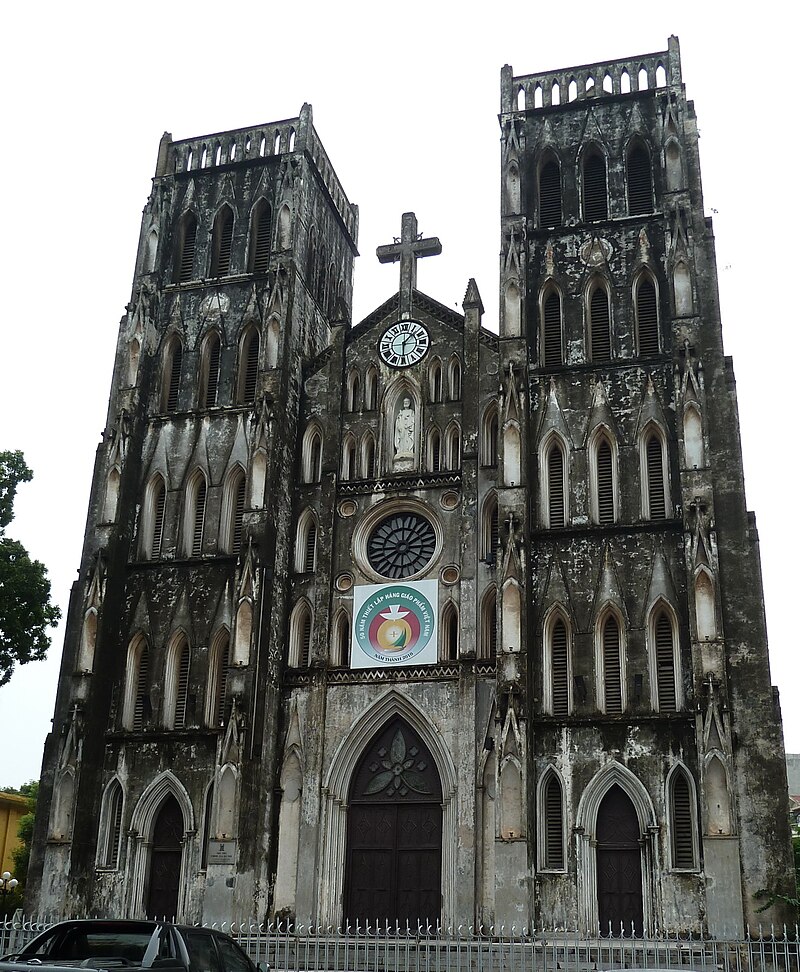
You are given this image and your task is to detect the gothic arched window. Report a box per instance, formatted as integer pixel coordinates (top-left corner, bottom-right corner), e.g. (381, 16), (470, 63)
(442, 601), (459, 661)
(364, 366), (378, 410)
(174, 211), (197, 283)
(635, 273), (659, 356)
(206, 630), (230, 727)
(222, 466), (246, 553)
(123, 635), (149, 731)
(582, 148), (608, 221)
(448, 357), (462, 401)
(591, 431), (617, 525)
(541, 771), (565, 869)
(248, 199), (273, 273)
(164, 634), (190, 729)
(161, 336), (183, 412)
(184, 470), (207, 558)
(546, 612), (571, 717)
(651, 606), (679, 712)
(295, 509), (318, 573)
(289, 601), (312, 667)
(542, 287), (563, 368)
(543, 436), (567, 528)
(143, 474), (166, 560)
(480, 493), (500, 564)
(481, 405), (499, 467)
(98, 778), (124, 868)
(599, 612), (624, 714)
(539, 156), (562, 229)
(302, 425), (323, 483)
(199, 332), (221, 408)
(237, 326), (260, 405)
(626, 141), (653, 215)
(642, 425), (669, 520)
(210, 205), (234, 277)
(481, 586), (497, 659)
(588, 282), (611, 362)
(669, 767), (697, 869)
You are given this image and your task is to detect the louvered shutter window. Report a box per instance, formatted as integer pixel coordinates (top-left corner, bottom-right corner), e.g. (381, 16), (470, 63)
(490, 503), (500, 560)
(232, 473), (246, 553)
(204, 336), (221, 407)
(655, 612), (677, 711)
(551, 619), (569, 717)
(583, 152), (608, 221)
(671, 772), (695, 868)
(211, 208), (233, 277)
(539, 160), (562, 228)
(445, 607), (458, 660)
(548, 444), (565, 528)
(151, 481), (166, 558)
(646, 434), (667, 519)
(215, 639), (230, 726)
(240, 330), (259, 404)
(487, 598), (497, 658)
(603, 615), (623, 713)
(300, 611), (312, 667)
(173, 642), (190, 729)
(596, 439), (614, 524)
(304, 521), (317, 572)
(627, 144), (653, 215)
(484, 412), (498, 467)
(251, 202), (272, 273)
(165, 342), (183, 412)
(338, 615), (350, 667)
(543, 291), (562, 367)
(431, 432), (441, 472)
(544, 775), (564, 868)
(177, 215), (197, 282)
(590, 287), (611, 361)
(636, 278), (659, 356)
(191, 479), (206, 557)
(132, 647), (149, 731)
(103, 782), (123, 867)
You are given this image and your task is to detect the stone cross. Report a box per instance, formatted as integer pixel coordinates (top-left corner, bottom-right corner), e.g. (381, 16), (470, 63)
(377, 212), (442, 318)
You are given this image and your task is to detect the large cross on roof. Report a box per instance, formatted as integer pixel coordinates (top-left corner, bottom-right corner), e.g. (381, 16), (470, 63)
(376, 212), (442, 319)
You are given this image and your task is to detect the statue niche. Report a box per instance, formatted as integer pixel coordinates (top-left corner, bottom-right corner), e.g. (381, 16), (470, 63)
(385, 386), (419, 473)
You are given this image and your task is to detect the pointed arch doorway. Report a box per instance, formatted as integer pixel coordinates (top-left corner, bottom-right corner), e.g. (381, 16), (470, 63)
(145, 794), (184, 919)
(344, 716), (442, 926)
(596, 784), (644, 936)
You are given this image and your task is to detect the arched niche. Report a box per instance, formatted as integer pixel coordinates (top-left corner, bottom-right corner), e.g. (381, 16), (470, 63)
(674, 262), (692, 315)
(216, 765), (238, 839)
(705, 755), (732, 835)
(274, 749), (303, 912)
(683, 406), (704, 468)
(383, 379), (421, 472)
(78, 609), (97, 672)
(665, 140), (682, 191)
(251, 450), (267, 509)
(233, 599), (253, 666)
(503, 422), (522, 485)
(502, 580), (521, 652)
(505, 162), (521, 214)
(104, 468), (120, 523)
(504, 281), (521, 336)
(499, 758), (523, 839)
(695, 569), (717, 640)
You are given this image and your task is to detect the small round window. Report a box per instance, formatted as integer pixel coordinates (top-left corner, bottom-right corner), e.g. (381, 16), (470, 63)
(367, 512), (436, 579)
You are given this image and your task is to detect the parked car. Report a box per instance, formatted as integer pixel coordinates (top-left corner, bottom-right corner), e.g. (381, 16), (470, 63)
(0, 920), (267, 972)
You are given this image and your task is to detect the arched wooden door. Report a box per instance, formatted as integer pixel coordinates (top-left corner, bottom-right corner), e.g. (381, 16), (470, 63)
(145, 794), (184, 919)
(345, 717), (442, 926)
(596, 784), (644, 936)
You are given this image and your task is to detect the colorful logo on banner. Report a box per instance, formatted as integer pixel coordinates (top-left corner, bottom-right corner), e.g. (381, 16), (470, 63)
(352, 580), (438, 668)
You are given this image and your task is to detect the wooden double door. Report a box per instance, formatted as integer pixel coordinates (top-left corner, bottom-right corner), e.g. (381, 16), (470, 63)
(145, 794), (184, 920)
(595, 784), (644, 936)
(344, 718), (442, 927)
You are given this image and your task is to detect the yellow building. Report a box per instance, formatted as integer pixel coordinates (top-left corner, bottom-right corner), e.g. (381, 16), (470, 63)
(0, 791), (28, 875)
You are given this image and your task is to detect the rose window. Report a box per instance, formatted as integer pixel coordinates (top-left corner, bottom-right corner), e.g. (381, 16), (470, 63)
(367, 513), (436, 579)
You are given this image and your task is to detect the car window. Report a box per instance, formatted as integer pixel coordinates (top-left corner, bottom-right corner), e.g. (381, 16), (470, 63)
(184, 932), (222, 972)
(213, 937), (253, 972)
(21, 927), (60, 957)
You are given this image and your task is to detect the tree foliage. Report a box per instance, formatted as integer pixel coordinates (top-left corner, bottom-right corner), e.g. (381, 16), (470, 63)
(0, 451), (61, 687)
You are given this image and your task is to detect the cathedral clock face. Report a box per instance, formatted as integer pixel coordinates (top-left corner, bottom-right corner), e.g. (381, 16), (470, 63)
(379, 320), (430, 368)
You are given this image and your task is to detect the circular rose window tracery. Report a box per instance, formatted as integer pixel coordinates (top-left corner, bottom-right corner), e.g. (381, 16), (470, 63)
(367, 512), (436, 579)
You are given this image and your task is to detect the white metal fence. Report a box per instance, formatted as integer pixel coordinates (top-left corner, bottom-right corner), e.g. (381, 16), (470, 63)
(4, 917), (800, 972)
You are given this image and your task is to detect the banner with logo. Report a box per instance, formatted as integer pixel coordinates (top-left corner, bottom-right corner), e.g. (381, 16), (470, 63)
(351, 580), (438, 669)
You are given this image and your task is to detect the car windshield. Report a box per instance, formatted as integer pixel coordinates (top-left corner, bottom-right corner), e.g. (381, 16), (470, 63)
(24, 928), (159, 963)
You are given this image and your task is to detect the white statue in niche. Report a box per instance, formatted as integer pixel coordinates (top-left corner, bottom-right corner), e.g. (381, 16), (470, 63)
(394, 398), (415, 458)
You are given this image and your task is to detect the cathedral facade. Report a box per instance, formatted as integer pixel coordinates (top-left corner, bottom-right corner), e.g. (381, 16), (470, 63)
(29, 38), (793, 937)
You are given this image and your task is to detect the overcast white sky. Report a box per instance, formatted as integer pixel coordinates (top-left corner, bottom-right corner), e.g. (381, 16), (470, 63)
(1, 2), (797, 788)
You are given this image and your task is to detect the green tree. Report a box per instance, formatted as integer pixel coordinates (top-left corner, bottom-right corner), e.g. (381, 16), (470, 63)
(0, 451), (60, 686)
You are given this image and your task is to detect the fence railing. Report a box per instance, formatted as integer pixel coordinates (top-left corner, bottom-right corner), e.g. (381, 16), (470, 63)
(5, 916), (800, 972)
